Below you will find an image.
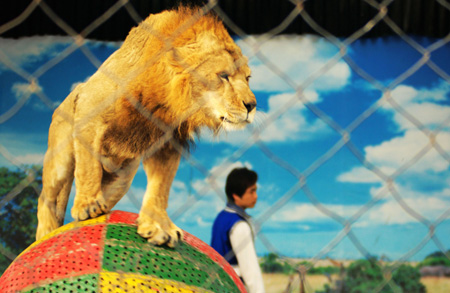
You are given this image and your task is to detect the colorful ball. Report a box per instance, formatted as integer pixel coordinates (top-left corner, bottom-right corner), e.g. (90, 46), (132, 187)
(0, 210), (246, 292)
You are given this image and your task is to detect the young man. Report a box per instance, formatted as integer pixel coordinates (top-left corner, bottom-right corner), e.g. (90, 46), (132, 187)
(211, 167), (265, 293)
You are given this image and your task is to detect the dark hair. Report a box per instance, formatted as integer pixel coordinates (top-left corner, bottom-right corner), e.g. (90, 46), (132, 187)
(225, 167), (258, 203)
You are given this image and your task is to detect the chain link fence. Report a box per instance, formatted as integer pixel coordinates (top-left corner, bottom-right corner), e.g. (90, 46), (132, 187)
(1, 0), (450, 292)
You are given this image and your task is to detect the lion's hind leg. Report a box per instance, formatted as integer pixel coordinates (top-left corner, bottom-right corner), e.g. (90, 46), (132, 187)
(36, 133), (75, 240)
(100, 158), (140, 211)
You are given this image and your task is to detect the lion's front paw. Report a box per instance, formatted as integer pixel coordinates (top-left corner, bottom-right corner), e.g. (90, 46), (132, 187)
(137, 214), (183, 248)
(71, 195), (109, 221)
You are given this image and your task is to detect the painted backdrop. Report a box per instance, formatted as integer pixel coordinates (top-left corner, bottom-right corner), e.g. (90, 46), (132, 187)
(1, 34), (449, 261)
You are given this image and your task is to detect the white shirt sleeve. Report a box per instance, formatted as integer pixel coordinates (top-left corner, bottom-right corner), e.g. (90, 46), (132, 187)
(229, 221), (265, 293)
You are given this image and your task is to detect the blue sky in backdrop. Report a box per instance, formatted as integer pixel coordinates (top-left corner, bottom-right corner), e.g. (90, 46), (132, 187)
(0, 35), (449, 261)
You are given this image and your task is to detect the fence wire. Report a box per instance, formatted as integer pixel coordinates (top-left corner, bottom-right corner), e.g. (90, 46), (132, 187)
(1, 0), (449, 292)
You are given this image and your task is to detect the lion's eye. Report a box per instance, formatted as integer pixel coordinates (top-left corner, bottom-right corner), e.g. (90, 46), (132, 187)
(219, 72), (229, 81)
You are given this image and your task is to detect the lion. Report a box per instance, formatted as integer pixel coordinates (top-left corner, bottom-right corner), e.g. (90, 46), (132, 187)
(36, 6), (256, 247)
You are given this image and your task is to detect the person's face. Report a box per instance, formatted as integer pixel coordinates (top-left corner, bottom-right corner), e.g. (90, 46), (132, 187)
(233, 183), (258, 209)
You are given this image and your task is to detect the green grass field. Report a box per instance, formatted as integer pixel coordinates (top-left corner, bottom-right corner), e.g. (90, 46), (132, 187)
(263, 273), (450, 293)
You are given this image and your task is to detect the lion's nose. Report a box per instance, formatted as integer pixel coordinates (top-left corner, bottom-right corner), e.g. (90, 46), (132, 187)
(243, 101), (256, 113)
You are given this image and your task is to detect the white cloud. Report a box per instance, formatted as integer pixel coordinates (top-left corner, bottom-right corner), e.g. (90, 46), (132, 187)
(171, 180), (187, 190)
(12, 81), (42, 98)
(272, 203), (360, 223)
(0, 36), (72, 72)
(339, 81), (450, 185)
(338, 133), (449, 187)
(337, 166), (391, 184)
(257, 92), (330, 142)
(10, 80), (55, 111)
(382, 82), (450, 131)
(354, 130), (450, 176)
(70, 75), (91, 91)
(237, 35), (351, 92)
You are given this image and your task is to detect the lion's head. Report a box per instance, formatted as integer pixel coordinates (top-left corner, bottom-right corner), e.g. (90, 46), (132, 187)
(119, 6), (256, 138)
(178, 33), (257, 133)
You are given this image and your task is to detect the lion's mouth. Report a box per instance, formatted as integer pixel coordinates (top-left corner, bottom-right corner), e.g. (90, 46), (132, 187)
(220, 116), (250, 125)
(220, 116), (233, 123)
(221, 117), (244, 124)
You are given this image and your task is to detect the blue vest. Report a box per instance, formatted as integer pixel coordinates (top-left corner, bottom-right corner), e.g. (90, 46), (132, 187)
(211, 210), (244, 265)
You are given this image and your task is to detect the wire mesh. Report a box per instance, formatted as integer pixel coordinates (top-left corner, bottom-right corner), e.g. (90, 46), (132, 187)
(1, 0), (449, 292)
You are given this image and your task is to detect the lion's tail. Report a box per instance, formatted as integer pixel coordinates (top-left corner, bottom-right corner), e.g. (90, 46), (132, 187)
(36, 90), (77, 240)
